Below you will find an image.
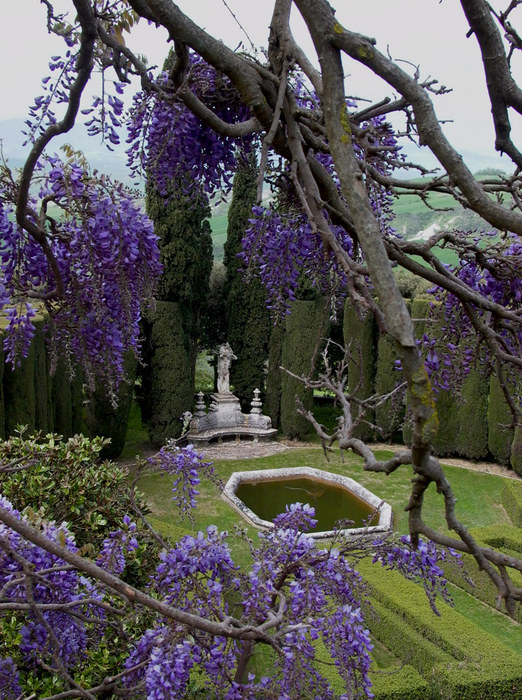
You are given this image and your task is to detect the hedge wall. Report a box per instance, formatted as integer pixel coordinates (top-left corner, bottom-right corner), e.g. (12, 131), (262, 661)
(3, 335), (36, 436)
(280, 299), (328, 439)
(51, 358), (74, 438)
(343, 301), (377, 441)
(1, 320), (88, 442)
(456, 358), (490, 460)
(369, 664), (429, 700)
(138, 301), (193, 444)
(85, 352), (138, 459)
(502, 479), (522, 527)
(374, 334), (405, 442)
(510, 425), (522, 476)
(33, 319), (53, 435)
(488, 374), (514, 466)
(265, 320), (285, 430)
(439, 524), (522, 623)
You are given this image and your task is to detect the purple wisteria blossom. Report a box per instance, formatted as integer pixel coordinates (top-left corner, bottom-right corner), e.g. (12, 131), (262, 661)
(147, 442), (217, 524)
(0, 656), (21, 700)
(0, 157), (162, 391)
(372, 534), (461, 614)
(96, 514), (139, 576)
(127, 54), (253, 199)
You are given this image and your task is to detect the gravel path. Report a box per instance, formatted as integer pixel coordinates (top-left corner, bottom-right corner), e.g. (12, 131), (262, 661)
(126, 438), (521, 481)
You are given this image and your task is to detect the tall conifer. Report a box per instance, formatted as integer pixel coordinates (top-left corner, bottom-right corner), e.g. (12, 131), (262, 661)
(224, 158), (270, 410)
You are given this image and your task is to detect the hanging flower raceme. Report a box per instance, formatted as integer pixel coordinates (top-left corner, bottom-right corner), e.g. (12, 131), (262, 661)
(0, 156), (162, 392)
(127, 54), (254, 199)
(240, 206), (355, 317)
(422, 235), (522, 390)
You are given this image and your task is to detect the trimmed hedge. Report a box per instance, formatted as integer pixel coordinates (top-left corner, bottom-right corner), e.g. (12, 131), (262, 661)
(502, 479), (522, 527)
(33, 320), (53, 435)
(3, 337), (36, 436)
(343, 301), (377, 441)
(440, 524), (522, 624)
(369, 664), (429, 700)
(358, 558), (522, 698)
(1, 317), (85, 440)
(280, 299), (328, 439)
(51, 358), (74, 438)
(374, 334), (405, 441)
(488, 374), (514, 466)
(85, 352), (138, 459)
(510, 425), (522, 477)
(456, 359), (490, 460)
(138, 301), (193, 444)
(265, 320), (285, 430)
(366, 598), (453, 675)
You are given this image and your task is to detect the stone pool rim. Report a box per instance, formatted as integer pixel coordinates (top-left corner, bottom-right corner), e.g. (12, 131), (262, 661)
(222, 466), (393, 540)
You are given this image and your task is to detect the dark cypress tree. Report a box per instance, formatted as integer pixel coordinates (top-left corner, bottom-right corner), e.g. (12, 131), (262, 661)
(224, 158), (270, 411)
(280, 298), (328, 439)
(33, 318), (53, 435)
(141, 176), (213, 441)
(3, 338), (36, 437)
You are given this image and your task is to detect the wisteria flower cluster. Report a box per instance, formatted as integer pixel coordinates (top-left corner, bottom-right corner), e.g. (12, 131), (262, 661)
(124, 504), (376, 699)
(22, 50), (78, 144)
(0, 655), (21, 700)
(240, 206), (355, 316)
(424, 237), (522, 390)
(0, 496), (88, 672)
(147, 442), (217, 524)
(238, 93), (400, 315)
(96, 514), (139, 576)
(372, 534), (460, 614)
(0, 156), (161, 391)
(127, 54), (253, 199)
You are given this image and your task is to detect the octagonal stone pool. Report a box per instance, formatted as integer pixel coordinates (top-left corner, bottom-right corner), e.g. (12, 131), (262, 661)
(222, 466), (392, 539)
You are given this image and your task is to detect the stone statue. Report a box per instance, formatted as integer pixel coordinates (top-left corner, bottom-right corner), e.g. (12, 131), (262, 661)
(217, 343), (237, 394)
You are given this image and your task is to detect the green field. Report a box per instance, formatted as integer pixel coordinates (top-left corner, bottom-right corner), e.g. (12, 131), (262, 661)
(209, 213), (228, 261)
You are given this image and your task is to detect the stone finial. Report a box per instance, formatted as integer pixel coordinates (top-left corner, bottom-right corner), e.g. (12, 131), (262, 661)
(195, 391), (207, 417)
(250, 388), (262, 414)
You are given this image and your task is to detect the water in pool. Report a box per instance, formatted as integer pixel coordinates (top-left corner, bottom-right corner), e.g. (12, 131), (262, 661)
(235, 476), (374, 531)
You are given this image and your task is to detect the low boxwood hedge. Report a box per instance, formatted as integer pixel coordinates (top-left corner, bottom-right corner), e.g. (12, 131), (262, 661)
(365, 599), (453, 675)
(502, 480), (522, 527)
(358, 559), (522, 698)
(441, 525), (522, 623)
(369, 663), (429, 700)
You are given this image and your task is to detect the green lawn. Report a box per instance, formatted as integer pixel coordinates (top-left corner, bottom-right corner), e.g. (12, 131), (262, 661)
(138, 446), (514, 541)
(137, 443), (516, 587)
(136, 443), (521, 689)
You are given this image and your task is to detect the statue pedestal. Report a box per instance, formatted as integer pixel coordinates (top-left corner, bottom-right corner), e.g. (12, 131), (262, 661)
(187, 390), (277, 446)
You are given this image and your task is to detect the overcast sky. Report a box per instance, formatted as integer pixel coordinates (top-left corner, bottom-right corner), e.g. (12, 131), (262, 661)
(1, 0), (521, 171)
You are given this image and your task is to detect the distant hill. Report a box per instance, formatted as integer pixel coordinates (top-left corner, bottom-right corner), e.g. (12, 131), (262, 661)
(392, 176), (501, 241)
(1, 117), (503, 254)
(0, 118), (134, 186)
